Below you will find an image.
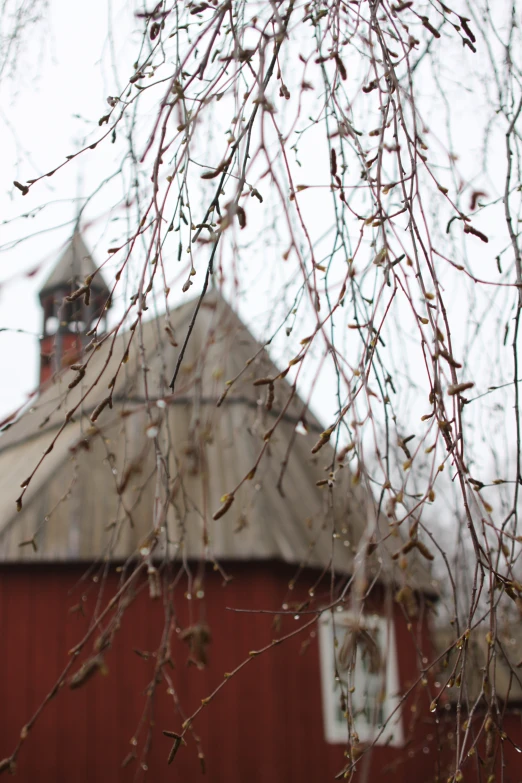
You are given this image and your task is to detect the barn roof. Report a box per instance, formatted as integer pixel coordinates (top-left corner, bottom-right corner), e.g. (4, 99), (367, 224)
(39, 231), (109, 298)
(0, 288), (438, 595)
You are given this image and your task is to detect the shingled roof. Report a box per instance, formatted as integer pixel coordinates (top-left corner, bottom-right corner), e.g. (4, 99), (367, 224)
(39, 231), (110, 298)
(0, 289), (438, 595)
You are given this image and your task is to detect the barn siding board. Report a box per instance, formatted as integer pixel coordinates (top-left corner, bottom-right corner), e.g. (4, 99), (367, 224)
(24, 570), (61, 781)
(2, 572), (32, 777)
(58, 582), (90, 783)
(207, 573), (244, 779)
(502, 713), (522, 782)
(88, 621), (116, 781)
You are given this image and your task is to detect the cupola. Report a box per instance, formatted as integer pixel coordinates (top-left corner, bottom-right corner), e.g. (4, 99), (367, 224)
(38, 231), (110, 386)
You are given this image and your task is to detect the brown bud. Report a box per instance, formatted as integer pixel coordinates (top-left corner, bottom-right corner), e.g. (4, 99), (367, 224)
(213, 494), (235, 520)
(265, 382), (275, 411)
(13, 181), (29, 196)
(464, 224), (488, 243)
(68, 368), (86, 390)
(415, 540), (435, 561)
(447, 382), (474, 396)
(236, 205), (247, 229)
(90, 396), (112, 423)
(65, 285), (88, 303)
(311, 428), (333, 454)
(68, 654), (105, 689)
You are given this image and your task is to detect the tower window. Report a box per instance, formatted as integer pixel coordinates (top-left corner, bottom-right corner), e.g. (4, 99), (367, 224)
(45, 316), (60, 336)
(69, 320), (86, 333)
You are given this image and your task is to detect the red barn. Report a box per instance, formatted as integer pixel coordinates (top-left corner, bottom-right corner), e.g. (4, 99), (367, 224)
(0, 234), (520, 781)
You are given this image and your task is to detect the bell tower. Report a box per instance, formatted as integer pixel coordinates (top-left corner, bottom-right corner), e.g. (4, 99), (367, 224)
(38, 231), (111, 386)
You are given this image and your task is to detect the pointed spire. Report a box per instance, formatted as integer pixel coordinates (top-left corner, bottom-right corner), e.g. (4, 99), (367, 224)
(39, 231), (109, 300)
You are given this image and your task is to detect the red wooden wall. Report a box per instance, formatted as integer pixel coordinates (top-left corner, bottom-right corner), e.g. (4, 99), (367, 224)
(39, 333), (83, 386)
(0, 563), (519, 782)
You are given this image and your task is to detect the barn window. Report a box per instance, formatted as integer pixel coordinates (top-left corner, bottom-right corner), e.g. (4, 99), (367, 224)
(318, 609), (403, 746)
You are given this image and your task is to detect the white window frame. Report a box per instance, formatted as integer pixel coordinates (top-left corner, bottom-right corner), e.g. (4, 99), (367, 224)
(318, 609), (404, 747)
